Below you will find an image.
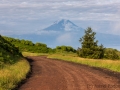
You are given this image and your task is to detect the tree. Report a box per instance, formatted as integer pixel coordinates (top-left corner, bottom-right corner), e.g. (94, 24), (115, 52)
(78, 27), (104, 59)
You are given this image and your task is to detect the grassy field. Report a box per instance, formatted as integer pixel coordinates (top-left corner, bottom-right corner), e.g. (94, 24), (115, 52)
(0, 58), (30, 90)
(48, 53), (120, 72)
(22, 52), (120, 72)
(22, 52), (48, 57)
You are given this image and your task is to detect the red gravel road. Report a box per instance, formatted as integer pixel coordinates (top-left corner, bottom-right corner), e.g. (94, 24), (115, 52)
(18, 56), (120, 90)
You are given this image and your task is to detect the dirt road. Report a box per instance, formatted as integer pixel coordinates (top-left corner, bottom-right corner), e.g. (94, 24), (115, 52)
(19, 56), (120, 90)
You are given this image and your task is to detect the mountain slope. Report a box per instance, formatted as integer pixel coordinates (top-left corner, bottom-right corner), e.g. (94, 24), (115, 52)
(43, 19), (84, 32)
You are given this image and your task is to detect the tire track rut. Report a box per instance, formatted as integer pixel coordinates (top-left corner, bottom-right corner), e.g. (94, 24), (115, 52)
(19, 56), (120, 90)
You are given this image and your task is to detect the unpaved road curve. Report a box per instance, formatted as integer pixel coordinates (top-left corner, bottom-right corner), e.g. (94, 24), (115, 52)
(19, 56), (120, 90)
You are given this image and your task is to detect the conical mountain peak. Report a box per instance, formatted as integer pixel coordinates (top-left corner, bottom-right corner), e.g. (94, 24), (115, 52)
(43, 19), (79, 31)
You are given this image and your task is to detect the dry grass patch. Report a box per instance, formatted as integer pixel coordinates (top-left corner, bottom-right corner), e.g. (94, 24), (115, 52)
(0, 59), (30, 90)
(48, 54), (120, 72)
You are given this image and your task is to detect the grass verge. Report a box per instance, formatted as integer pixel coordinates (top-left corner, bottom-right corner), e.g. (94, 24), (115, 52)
(0, 58), (30, 90)
(48, 54), (120, 72)
(22, 52), (48, 57)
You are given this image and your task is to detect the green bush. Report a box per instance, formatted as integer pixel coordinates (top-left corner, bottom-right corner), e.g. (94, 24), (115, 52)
(0, 35), (22, 64)
(104, 48), (119, 60)
(0, 52), (2, 56)
(55, 45), (76, 53)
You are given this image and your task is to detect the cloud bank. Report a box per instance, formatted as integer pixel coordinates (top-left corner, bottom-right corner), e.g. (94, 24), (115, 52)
(0, 0), (120, 35)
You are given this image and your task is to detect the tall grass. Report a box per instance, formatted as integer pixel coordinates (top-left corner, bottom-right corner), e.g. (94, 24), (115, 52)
(48, 54), (120, 72)
(0, 58), (30, 90)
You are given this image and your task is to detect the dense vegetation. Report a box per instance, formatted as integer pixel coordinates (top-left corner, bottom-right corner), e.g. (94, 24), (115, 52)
(0, 35), (22, 65)
(78, 27), (120, 60)
(104, 48), (119, 60)
(55, 45), (76, 53)
(3, 36), (54, 53)
(3, 36), (76, 54)
(0, 35), (30, 90)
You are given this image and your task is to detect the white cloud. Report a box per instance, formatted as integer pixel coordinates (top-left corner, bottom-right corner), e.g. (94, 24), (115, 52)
(0, 0), (120, 20)
(0, 0), (120, 35)
(36, 30), (60, 35)
(56, 33), (73, 44)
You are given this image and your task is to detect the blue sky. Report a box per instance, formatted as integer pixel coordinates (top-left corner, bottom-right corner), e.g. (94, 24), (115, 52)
(0, 0), (120, 35)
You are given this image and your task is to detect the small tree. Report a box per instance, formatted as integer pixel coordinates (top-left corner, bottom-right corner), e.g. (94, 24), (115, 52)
(78, 27), (104, 59)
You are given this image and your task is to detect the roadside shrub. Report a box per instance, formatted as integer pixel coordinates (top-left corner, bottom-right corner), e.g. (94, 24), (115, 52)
(55, 45), (76, 53)
(104, 48), (119, 60)
(0, 35), (22, 64)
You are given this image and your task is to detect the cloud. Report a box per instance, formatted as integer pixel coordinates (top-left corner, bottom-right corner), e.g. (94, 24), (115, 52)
(0, 0), (119, 21)
(56, 33), (73, 44)
(0, 0), (120, 35)
(36, 30), (60, 35)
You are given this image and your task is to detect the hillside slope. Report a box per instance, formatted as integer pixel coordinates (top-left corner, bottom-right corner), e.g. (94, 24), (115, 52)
(3, 36), (53, 53)
(0, 35), (22, 64)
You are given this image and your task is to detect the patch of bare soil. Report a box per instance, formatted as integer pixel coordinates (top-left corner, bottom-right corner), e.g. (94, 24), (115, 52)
(18, 56), (120, 90)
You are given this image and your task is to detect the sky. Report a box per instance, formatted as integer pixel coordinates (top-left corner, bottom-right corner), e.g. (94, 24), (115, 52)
(0, 0), (120, 36)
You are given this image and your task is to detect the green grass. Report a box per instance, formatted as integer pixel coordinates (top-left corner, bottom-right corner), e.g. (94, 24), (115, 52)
(0, 35), (30, 90)
(48, 53), (120, 72)
(0, 58), (30, 90)
(22, 52), (48, 57)
(22, 52), (120, 72)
